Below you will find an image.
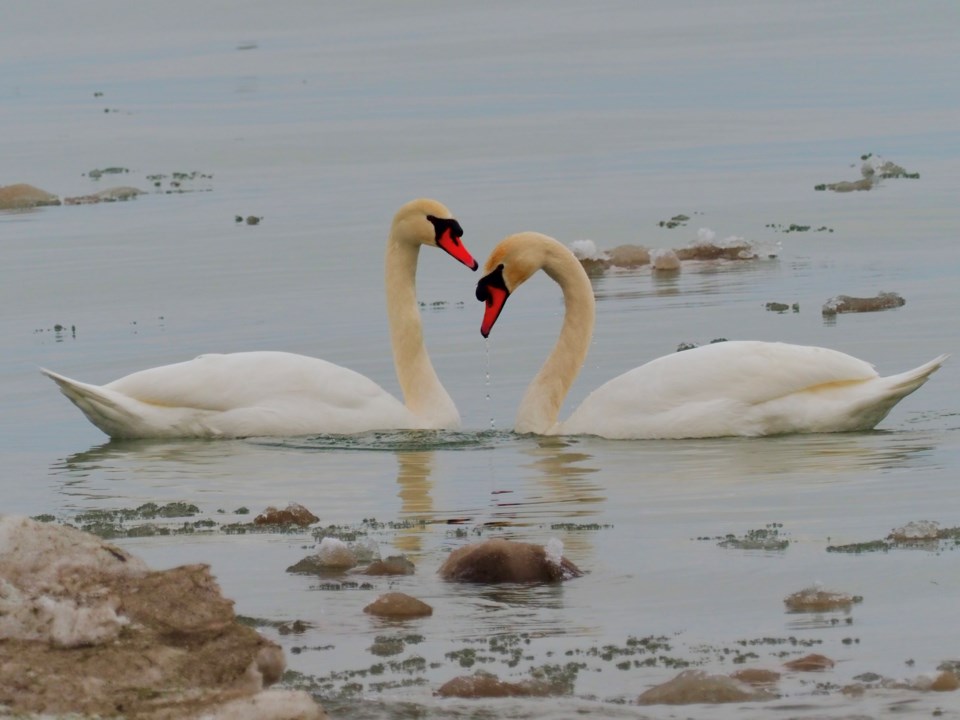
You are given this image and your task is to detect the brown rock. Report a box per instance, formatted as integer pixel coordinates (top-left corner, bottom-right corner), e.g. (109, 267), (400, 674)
(254, 502), (318, 527)
(438, 538), (582, 583)
(436, 671), (554, 698)
(0, 183), (61, 209)
(363, 592), (433, 618)
(364, 555), (415, 575)
(730, 668), (781, 686)
(638, 669), (770, 705)
(931, 670), (960, 692)
(784, 586), (862, 612)
(783, 653), (835, 671)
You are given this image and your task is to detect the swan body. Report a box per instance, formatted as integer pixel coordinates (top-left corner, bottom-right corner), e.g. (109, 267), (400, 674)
(476, 232), (947, 439)
(44, 199), (478, 439)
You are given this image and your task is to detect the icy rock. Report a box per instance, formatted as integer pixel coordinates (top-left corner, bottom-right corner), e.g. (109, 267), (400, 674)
(889, 520), (940, 541)
(315, 537), (357, 568)
(822, 291), (905, 316)
(650, 248), (681, 271)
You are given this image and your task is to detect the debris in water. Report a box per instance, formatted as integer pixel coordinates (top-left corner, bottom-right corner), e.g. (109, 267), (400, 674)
(363, 592), (433, 618)
(63, 186), (143, 205)
(815, 153), (919, 191)
(765, 301), (799, 313)
(822, 291), (905, 316)
(716, 523), (789, 551)
(658, 213), (691, 229)
(438, 538), (582, 583)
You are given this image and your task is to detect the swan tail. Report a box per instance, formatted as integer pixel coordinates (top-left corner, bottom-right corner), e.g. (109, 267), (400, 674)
(882, 354), (949, 397)
(41, 368), (142, 438)
(844, 354), (950, 431)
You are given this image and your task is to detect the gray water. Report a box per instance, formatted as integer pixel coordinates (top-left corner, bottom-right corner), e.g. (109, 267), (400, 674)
(2, 2), (959, 717)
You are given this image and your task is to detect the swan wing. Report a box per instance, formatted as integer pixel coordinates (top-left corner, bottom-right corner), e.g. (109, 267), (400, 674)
(44, 351), (418, 438)
(561, 341), (943, 439)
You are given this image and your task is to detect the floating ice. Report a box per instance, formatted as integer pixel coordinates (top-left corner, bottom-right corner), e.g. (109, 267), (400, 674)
(570, 239), (606, 261)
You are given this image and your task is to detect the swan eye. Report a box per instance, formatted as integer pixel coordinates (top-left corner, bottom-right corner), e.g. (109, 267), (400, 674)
(476, 264), (507, 303)
(426, 215), (463, 244)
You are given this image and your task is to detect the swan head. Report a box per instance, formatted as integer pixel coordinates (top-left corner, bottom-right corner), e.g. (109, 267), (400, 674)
(476, 232), (557, 337)
(392, 198), (478, 270)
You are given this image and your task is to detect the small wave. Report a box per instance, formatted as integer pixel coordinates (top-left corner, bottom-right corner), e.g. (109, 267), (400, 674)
(246, 428), (511, 452)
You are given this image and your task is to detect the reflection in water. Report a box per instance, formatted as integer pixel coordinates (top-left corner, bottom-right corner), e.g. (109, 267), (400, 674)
(393, 451), (435, 554)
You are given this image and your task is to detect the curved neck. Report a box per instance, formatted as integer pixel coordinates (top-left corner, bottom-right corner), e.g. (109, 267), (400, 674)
(385, 235), (459, 428)
(515, 245), (595, 434)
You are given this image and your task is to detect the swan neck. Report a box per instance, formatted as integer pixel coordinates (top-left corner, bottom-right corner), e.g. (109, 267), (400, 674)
(515, 246), (595, 434)
(385, 234), (459, 427)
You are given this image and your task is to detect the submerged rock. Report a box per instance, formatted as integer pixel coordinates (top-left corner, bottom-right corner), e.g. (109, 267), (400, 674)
(436, 671), (556, 698)
(63, 186), (143, 205)
(438, 538), (582, 583)
(364, 555), (415, 575)
(783, 653), (835, 671)
(637, 669), (771, 705)
(0, 183), (61, 209)
(822, 291), (905, 316)
(0, 515), (327, 719)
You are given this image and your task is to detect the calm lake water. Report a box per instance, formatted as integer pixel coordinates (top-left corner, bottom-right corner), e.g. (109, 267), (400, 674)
(3, 2), (959, 717)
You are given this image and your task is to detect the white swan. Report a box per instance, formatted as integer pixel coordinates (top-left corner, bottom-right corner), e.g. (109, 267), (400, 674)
(43, 198), (478, 439)
(476, 232), (947, 439)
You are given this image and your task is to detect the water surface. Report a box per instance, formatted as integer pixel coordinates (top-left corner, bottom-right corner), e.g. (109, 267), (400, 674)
(2, 2), (959, 718)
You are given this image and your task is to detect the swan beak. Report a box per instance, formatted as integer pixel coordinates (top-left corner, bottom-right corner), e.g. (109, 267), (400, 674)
(476, 265), (510, 338)
(428, 216), (478, 270)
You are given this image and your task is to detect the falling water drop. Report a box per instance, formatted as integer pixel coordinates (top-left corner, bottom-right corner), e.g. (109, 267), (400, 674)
(484, 338), (495, 430)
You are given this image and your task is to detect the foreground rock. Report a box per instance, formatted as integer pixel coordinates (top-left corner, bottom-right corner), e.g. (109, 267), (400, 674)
(0, 515), (327, 719)
(439, 538), (582, 583)
(0, 183), (61, 209)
